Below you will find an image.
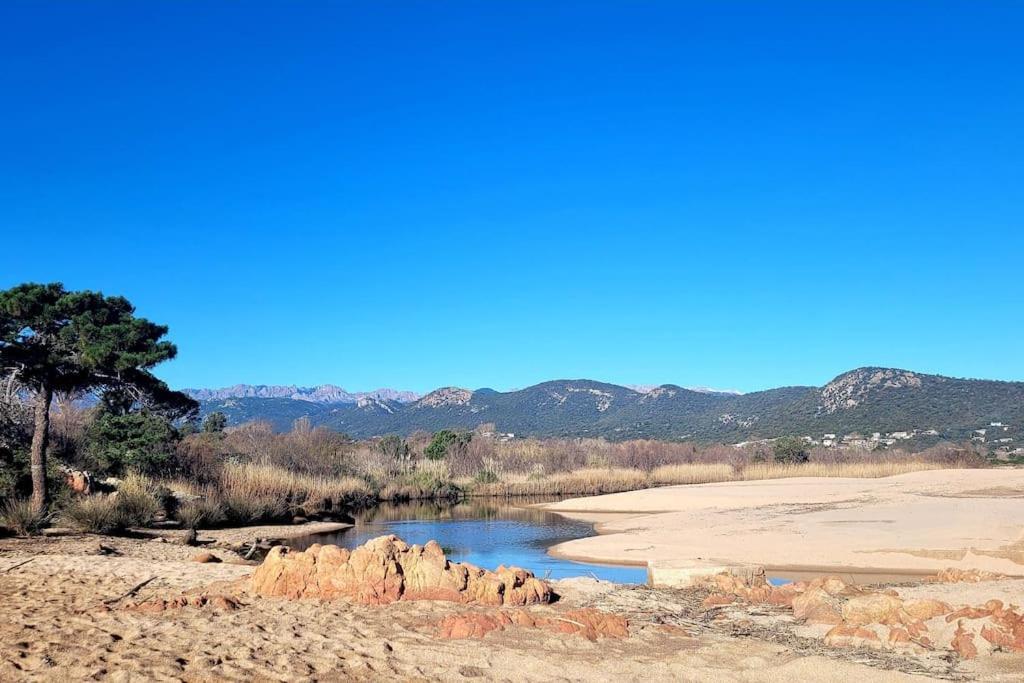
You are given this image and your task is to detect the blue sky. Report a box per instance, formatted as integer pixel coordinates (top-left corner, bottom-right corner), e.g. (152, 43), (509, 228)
(2, 1), (1022, 394)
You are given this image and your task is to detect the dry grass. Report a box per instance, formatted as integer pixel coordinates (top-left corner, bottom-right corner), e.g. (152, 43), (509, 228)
(650, 463), (734, 486)
(737, 460), (945, 481)
(472, 467), (649, 497)
(470, 460), (953, 497)
(0, 498), (48, 536)
(218, 462), (374, 521)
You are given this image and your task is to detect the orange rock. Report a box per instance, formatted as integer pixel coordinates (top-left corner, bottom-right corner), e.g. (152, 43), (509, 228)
(792, 587), (843, 625)
(950, 621), (979, 659)
(888, 626), (911, 646)
(945, 606), (992, 623)
(980, 624), (1016, 649)
(824, 624), (882, 649)
(928, 568), (1004, 583)
(902, 598), (951, 621)
(436, 608), (628, 641)
(191, 552), (221, 564)
(841, 593), (904, 626)
(437, 612), (510, 639)
(251, 535), (552, 606)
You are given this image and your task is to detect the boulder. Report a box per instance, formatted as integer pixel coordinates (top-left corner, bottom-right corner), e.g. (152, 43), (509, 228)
(823, 624), (883, 649)
(902, 598), (951, 621)
(251, 535), (552, 606)
(192, 552), (222, 564)
(927, 568), (1004, 583)
(792, 587), (843, 625)
(841, 593), (905, 626)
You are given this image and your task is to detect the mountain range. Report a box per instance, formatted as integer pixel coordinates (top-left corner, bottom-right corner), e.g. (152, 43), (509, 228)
(188, 368), (1024, 443)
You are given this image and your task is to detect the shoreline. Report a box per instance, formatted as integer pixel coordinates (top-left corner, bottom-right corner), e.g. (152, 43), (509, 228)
(536, 468), (1024, 579)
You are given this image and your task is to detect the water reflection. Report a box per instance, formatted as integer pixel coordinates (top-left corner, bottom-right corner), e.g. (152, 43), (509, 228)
(288, 498), (648, 584)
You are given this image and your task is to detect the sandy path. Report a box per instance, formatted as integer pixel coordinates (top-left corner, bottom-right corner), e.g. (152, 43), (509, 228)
(540, 469), (1024, 576)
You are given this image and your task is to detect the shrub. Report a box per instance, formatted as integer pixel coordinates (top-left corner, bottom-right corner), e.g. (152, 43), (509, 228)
(175, 494), (227, 529)
(61, 496), (125, 534)
(113, 473), (163, 527)
(773, 436), (810, 464)
(0, 498), (48, 536)
(473, 469), (500, 485)
(424, 429), (471, 460)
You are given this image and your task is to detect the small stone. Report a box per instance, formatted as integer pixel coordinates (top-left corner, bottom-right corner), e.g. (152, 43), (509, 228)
(192, 552), (221, 564)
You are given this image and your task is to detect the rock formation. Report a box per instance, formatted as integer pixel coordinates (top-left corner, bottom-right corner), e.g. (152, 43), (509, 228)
(436, 608), (629, 641)
(251, 535), (552, 606)
(697, 569), (1024, 659)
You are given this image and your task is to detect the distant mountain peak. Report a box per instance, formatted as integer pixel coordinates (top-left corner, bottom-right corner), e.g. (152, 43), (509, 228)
(820, 367), (927, 414)
(184, 384), (420, 404)
(416, 387), (473, 408)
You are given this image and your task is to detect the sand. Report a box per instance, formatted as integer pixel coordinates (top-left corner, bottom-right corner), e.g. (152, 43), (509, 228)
(3, 471), (1024, 682)
(0, 528), (962, 682)
(540, 468), (1024, 578)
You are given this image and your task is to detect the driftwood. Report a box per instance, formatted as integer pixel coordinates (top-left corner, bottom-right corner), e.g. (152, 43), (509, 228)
(3, 558), (34, 573)
(103, 576), (158, 605)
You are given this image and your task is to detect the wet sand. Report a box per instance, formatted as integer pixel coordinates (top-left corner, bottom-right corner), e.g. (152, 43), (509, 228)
(540, 469), (1024, 577)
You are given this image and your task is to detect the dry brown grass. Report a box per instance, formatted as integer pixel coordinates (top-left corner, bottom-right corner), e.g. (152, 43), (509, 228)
(737, 460), (945, 481)
(217, 462), (374, 522)
(649, 463), (735, 486)
(470, 460), (953, 497)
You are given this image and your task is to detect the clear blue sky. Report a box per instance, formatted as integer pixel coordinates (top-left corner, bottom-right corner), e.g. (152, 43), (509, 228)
(2, 2), (1022, 394)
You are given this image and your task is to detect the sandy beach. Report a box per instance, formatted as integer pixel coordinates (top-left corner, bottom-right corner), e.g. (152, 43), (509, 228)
(0, 530), (949, 683)
(2, 470), (1024, 681)
(541, 469), (1024, 578)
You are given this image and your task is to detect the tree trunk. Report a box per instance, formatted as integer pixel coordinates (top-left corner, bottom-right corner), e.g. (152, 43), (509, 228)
(30, 385), (53, 515)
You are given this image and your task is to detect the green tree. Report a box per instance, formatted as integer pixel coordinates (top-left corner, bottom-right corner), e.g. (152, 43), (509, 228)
(0, 283), (197, 512)
(202, 411), (228, 433)
(424, 429), (471, 460)
(773, 436), (810, 463)
(85, 410), (179, 475)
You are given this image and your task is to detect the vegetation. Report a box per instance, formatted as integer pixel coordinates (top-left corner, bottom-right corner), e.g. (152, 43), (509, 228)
(773, 436), (810, 463)
(0, 498), (48, 536)
(0, 282), (196, 512)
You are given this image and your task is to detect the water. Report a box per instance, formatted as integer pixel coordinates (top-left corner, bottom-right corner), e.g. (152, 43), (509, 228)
(287, 498), (648, 584)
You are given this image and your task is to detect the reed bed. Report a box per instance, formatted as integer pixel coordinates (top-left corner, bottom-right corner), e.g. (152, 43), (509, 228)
(218, 462), (374, 516)
(737, 460), (945, 481)
(470, 460), (952, 497)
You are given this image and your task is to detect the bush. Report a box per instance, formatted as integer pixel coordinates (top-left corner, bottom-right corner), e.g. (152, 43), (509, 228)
(0, 498), (48, 536)
(114, 473), (163, 527)
(176, 494), (227, 530)
(425, 430), (471, 460)
(773, 436), (810, 464)
(473, 469), (500, 485)
(61, 496), (125, 534)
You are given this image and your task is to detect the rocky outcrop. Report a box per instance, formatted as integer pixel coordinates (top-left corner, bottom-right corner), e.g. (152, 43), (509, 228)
(926, 568), (1005, 583)
(694, 569), (1024, 659)
(436, 608), (629, 641)
(251, 535), (552, 606)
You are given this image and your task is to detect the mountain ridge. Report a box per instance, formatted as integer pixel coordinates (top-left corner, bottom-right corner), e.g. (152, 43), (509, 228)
(191, 367), (1024, 443)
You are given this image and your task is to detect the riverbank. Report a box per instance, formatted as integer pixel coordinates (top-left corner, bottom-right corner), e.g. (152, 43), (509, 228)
(0, 531), (985, 681)
(539, 468), (1024, 577)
